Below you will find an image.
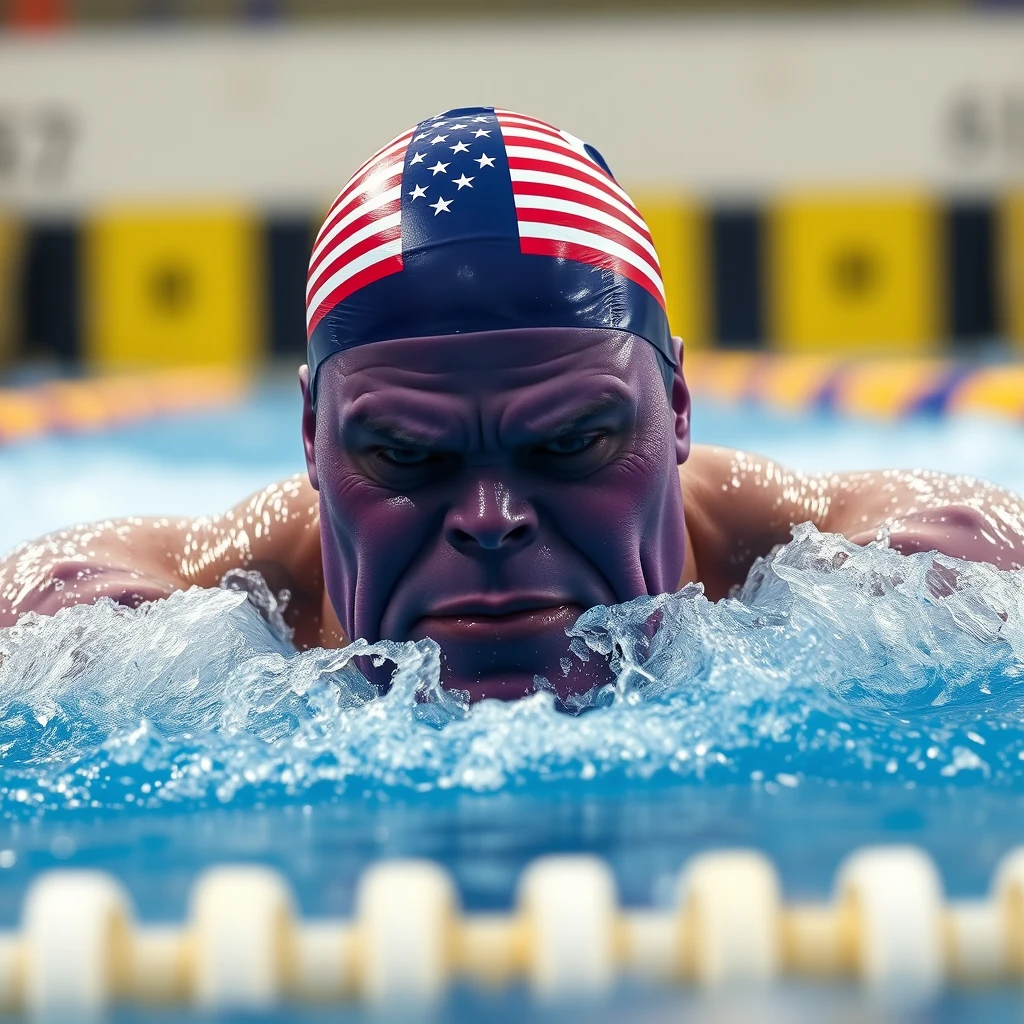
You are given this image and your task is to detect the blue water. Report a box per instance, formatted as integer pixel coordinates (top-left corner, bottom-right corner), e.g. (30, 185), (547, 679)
(3, 381), (1024, 1019)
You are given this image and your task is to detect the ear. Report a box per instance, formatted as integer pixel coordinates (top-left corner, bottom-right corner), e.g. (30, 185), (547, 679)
(669, 337), (691, 464)
(299, 364), (319, 491)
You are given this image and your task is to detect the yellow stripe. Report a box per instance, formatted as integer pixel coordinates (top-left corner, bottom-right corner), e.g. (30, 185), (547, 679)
(1003, 190), (1024, 350)
(682, 352), (1024, 422)
(769, 190), (940, 355)
(0, 368), (250, 442)
(756, 354), (843, 413)
(947, 365), (1024, 419)
(631, 192), (706, 350)
(85, 206), (261, 370)
(0, 392), (49, 442)
(684, 351), (762, 404)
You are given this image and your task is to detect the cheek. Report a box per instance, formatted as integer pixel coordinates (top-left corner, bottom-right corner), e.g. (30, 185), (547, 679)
(317, 471), (443, 638)
(540, 432), (680, 584)
(319, 465), (453, 605)
(321, 472), (422, 561)
(540, 459), (663, 558)
(588, 431), (678, 525)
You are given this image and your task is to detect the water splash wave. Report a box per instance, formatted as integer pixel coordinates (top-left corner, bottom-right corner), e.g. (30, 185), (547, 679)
(2, 523), (1024, 817)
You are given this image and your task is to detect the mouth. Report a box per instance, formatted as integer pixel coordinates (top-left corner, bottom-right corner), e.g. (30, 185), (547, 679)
(412, 599), (584, 642)
(400, 596), (608, 702)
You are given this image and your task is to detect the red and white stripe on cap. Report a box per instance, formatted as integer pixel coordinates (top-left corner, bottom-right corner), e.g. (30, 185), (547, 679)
(305, 109), (667, 338)
(495, 109), (666, 310)
(305, 127), (412, 335)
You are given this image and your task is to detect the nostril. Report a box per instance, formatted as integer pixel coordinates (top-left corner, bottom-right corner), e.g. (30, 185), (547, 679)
(504, 524), (532, 546)
(447, 522), (535, 550)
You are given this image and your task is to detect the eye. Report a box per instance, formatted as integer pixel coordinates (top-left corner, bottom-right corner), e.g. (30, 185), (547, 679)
(377, 447), (432, 467)
(539, 434), (599, 456)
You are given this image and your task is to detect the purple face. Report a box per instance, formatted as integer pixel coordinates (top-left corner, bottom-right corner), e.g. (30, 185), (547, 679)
(301, 327), (690, 701)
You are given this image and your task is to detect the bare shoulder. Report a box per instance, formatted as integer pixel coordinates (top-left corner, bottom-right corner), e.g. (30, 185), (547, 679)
(679, 444), (1024, 582)
(176, 474), (322, 590)
(0, 474), (323, 631)
(679, 445), (836, 597)
(180, 474), (325, 645)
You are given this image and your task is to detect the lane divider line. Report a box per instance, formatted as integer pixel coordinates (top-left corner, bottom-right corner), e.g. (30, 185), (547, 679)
(2, 844), (1024, 1014)
(685, 353), (1024, 421)
(0, 367), (252, 444)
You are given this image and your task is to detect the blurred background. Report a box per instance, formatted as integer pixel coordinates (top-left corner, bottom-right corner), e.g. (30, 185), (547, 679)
(0, 0), (1021, 381)
(1, 0), (1024, 548)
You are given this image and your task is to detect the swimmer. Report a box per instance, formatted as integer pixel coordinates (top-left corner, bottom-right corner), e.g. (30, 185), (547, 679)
(3, 106), (1024, 700)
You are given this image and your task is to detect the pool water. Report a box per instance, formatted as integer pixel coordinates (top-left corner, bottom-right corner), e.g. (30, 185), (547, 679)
(3, 379), (1024, 1019)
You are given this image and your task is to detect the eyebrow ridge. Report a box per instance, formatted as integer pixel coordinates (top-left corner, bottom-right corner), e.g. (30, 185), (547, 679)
(348, 415), (444, 447)
(532, 393), (632, 436)
(350, 393), (630, 448)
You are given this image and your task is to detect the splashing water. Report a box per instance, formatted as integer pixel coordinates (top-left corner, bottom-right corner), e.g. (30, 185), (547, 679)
(2, 523), (1024, 818)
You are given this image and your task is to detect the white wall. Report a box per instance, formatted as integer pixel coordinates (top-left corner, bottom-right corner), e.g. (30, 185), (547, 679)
(1, 13), (1023, 212)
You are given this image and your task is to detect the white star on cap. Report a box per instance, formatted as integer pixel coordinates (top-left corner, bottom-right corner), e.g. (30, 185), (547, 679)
(452, 173), (474, 189)
(428, 160), (450, 175)
(430, 196), (453, 215)
(408, 184), (428, 200)
(431, 134), (448, 144)
(409, 151), (426, 165)
(473, 129), (491, 138)
(449, 123), (468, 130)
(450, 140), (470, 155)
(473, 116), (490, 123)
(414, 132), (430, 142)
(475, 153), (496, 168)
(432, 121), (446, 128)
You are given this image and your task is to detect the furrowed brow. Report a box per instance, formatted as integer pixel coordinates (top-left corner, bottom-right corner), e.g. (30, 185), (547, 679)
(539, 394), (633, 437)
(346, 414), (443, 448)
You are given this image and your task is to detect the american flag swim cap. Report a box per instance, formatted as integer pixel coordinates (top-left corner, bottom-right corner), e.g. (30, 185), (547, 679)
(306, 106), (674, 400)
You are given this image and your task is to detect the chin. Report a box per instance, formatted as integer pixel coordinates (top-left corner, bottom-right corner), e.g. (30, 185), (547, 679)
(439, 659), (615, 704)
(448, 671), (542, 703)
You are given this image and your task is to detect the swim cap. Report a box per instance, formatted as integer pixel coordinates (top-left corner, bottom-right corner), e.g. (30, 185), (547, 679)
(305, 106), (674, 402)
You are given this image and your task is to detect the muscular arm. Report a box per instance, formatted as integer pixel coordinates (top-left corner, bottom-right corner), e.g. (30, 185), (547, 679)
(682, 445), (1024, 599)
(0, 475), (325, 645)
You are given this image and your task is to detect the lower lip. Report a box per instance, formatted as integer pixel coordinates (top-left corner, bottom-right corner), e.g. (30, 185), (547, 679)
(413, 604), (583, 643)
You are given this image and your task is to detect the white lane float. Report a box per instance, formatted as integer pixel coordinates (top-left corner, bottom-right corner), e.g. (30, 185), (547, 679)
(355, 858), (456, 1005)
(517, 855), (618, 999)
(679, 849), (782, 987)
(188, 864), (297, 1010)
(4, 843), (1024, 1016)
(21, 870), (132, 1018)
(835, 845), (945, 1001)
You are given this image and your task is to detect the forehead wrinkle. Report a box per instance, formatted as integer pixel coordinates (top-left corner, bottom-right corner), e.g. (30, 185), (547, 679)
(342, 355), (593, 398)
(334, 328), (633, 374)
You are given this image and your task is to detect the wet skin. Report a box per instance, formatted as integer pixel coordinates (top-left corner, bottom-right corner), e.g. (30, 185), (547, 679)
(301, 329), (688, 699)
(3, 328), (1024, 701)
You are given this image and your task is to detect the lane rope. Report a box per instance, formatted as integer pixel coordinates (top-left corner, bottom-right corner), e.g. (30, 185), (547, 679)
(0, 367), (251, 444)
(3, 844), (1024, 1013)
(684, 352), (1024, 421)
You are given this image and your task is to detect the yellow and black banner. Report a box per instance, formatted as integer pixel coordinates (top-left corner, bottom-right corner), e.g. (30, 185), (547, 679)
(7, 188), (1021, 370)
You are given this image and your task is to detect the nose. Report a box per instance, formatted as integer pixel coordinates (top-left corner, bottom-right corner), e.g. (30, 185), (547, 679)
(444, 479), (538, 553)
